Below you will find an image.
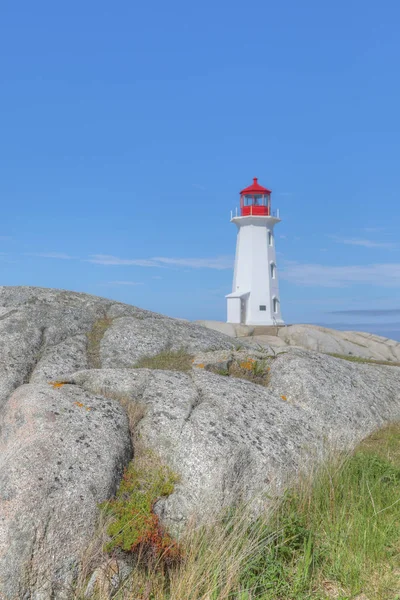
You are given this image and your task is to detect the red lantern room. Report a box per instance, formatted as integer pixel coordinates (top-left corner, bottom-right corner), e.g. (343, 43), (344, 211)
(240, 178), (272, 216)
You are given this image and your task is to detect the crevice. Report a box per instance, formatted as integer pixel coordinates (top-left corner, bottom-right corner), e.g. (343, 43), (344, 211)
(24, 326), (47, 384)
(44, 332), (87, 351)
(0, 308), (18, 322)
(181, 373), (206, 430)
(86, 313), (115, 369)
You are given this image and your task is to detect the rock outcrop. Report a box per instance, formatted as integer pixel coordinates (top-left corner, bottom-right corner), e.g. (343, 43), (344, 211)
(0, 287), (399, 598)
(0, 383), (131, 599)
(197, 320), (400, 362)
(65, 351), (400, 531)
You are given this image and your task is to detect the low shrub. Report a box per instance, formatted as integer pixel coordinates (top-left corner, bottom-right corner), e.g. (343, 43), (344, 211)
(100, 449), (180, 566)
(228, 357), (271, 386)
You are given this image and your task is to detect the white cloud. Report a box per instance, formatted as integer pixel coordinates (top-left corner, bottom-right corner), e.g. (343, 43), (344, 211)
(103, 281), (144, 286)
(153, 256), (233, 270)
(332, 237), (397, 249)
(26, 252), (76, 259)
(280, 261), (400, 288)
(88, 255), (160, 267)
(88, 254), (233, 270)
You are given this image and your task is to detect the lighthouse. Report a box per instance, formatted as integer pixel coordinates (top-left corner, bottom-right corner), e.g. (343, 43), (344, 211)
(226, 178), (284, 326)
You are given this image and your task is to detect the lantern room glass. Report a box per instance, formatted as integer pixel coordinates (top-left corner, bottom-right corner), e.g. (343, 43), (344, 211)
(240, 192), (271, 216)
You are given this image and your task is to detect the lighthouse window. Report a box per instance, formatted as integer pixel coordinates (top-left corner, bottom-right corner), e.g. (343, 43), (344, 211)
(273, 298), (279, 313)
(270, 263), (276, 279)
(259, 305), (266, 311)
(268, 231), (273, 246)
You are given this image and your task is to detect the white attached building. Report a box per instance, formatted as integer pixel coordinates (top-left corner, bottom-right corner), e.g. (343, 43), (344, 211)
(226, 178), (284, 326)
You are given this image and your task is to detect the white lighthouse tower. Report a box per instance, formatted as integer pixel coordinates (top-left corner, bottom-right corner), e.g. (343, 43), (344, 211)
(226, 177), (284, 326)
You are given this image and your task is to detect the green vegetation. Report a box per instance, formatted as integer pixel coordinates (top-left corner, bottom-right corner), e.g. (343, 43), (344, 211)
(240, 426), (400, 599)
(86, 316), (114, 369)
(100, 449), (180, 564)
(134, 348), (194, 372)
(228, 357), (271, 386)
(88, 424), (400, 599)
(328, 352), (400, 367)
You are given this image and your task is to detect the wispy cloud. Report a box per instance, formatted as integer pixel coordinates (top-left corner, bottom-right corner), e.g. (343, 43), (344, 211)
(103, 281), (144, 286)
(88, 254), (233, 270)
(153, 256), (233, 270)
(0, 236), (12, 241)
(88, 255), (160, 267)
(281, 261), (400, 288)
(192, 183), (207, 191)
(26, 252), (76, 259)
(329, 308), (400, 316)
(332, 236), (397, 249)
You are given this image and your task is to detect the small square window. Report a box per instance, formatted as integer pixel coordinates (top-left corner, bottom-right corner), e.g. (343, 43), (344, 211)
(259, 305), (266, 311)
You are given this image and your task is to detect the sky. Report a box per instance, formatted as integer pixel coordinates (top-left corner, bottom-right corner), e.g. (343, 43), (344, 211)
(1, 0), (400, 340)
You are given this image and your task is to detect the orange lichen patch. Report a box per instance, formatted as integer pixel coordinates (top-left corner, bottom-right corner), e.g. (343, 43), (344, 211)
(195, 363), (205, 369)
(281, 395), (287, 401)
(74, 401), (92, 411)
(49, 381), (66, 389)
(240, 359), (256, 371)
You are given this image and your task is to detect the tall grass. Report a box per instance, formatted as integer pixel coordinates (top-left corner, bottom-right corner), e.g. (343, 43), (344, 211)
(77, 424), (400, 600)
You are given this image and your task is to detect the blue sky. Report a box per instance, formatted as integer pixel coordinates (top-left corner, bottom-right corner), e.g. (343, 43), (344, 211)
(1, 0), (400, 339)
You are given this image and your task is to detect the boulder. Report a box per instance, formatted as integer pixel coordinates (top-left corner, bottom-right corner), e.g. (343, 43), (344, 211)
(276, 324), (400, 361)
(66, 348), (400, 530)
(199, 320), (400, 362)
(0, 382), (131, 599)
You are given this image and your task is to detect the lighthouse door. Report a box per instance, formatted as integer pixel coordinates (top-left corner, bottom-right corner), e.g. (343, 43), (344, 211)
(240, 298), (247, 324)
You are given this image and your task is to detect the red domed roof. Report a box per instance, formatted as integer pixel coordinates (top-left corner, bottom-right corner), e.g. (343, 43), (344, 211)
(240, 177), (271, 195)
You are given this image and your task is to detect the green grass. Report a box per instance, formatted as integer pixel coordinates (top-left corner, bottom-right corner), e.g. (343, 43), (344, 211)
(239, 424), (400, 599)
(134, 348), (194, 372)
(328, 353), (400, 367)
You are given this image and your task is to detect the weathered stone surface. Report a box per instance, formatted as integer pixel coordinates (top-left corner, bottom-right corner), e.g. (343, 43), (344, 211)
(276, 325), (400, 361)
(198, 320), (400, 362)
(0, 286), (236, 392)
(100, 314), (235, 368)
(66, 348), (400, 530)
(195, 320), (254, 338)
(0, 382), (131, 599)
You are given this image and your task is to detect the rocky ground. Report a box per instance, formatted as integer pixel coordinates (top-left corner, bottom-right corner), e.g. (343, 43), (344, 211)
(0, 287), (399, 599)
(196, 320), (400, 362)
